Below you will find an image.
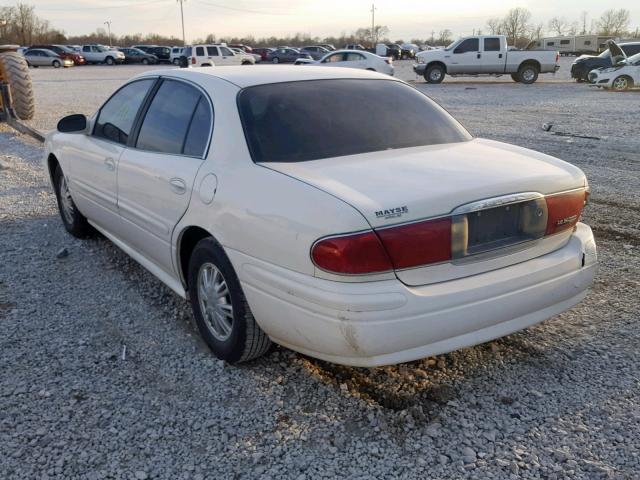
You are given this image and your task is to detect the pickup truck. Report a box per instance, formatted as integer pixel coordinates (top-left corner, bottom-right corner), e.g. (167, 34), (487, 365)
(80, 45), (125, 65)
(414, 35), (560, 84)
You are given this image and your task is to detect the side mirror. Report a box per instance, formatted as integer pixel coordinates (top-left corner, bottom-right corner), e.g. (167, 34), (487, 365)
(57, 114), (87, 133)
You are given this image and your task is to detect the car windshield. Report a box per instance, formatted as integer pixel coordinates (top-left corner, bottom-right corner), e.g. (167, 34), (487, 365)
(238, 79), (472, 163)
(598, 50), (610, 58)
(96, 46), (108, 52)
(444, 40), (458, 51)
(627, 52), (640, 65)
(57, 45), (73, 53)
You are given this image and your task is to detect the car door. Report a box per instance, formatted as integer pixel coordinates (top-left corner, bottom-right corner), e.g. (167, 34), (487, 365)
(62, 79), (156, 235)
(342, 52), (367, 69)
(116, 78), (213, 275)
(219, 46), (239, 65)
(320, 52), (346, 66)
(448, 37), (481, 74)
(481, 37), (504, 73)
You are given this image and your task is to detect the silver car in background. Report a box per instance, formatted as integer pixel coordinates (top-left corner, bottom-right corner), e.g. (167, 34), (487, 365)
(24, 49), (74, 68)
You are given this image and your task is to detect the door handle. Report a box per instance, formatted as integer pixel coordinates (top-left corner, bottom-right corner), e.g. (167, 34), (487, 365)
(169, 178), (187, 195)
(104, 158), (116, 171)
(477, 53), (481, 59)
(499, 53), (503, 58)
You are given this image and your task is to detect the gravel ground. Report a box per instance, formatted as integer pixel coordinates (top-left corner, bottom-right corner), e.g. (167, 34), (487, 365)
(1, 61), (639, 479)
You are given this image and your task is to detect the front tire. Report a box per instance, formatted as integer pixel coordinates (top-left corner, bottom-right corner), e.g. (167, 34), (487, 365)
(188, 238), (271, 363)
(424, 64), (445, 84)
(105, 56), (114, 65)
(612, 75), (632, 92)
(173, 58), (180, 65)
(272, 57), (279, 64)
(52, 60), (61, 68)
(142, 58), (149, 65)
(53, 166), (92, 238)
(517, 64), (539, 84)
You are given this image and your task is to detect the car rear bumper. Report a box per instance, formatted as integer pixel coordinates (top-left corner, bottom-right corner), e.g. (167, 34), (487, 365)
(231, 223), (596, 367)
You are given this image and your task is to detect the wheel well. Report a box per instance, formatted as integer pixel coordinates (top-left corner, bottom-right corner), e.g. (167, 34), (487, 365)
(178, 226), (213, 287)
(47, 153), (59, 186)
(426, 61), (447, 73)
(518, 60), (540, 72)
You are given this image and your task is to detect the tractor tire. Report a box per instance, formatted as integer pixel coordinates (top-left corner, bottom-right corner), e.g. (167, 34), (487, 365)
(0, 52), (35, 120)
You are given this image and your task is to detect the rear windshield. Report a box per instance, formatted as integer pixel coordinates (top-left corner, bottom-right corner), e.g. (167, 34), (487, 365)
(238, 79), (471, 163)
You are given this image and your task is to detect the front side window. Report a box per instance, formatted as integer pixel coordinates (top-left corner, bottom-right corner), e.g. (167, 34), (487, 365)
(136, 80), (210, 156)
(484, 38), (501, 52)
(324, 53), (344, 63)
(220, 47), (233, 56)
(454, 38), (479, 54)
(238, 79), (471, 163)
(622, 45), (640, 56)
(94, 79), (155, 145)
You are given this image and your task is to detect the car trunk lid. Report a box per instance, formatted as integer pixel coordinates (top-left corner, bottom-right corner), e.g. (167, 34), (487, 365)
(264, 138), (586, 285)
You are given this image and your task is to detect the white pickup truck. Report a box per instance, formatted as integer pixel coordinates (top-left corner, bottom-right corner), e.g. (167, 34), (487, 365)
(414, 35), (560, 84)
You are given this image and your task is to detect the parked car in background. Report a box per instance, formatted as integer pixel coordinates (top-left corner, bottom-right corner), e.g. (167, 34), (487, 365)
(24, 49), (74, 68)
(345, 44), (366, 51)
(229, 44), (252, 53)
(414, 35), (559, 84)
(300, 46), (330, 60)
(385, 44), (402, 60)
(399, 43), (417, 59)
(296, 50), (394, 75)
(67, 45), (82, 52)
(46, 67), (596, 366)
(186, 44), (253, 66)
(252, 47), (274, 61)
(267, 47), (311, 63)
(570, 41), (640, 81)
(230, 48), (260, 63)
(134, 45), (171, 63)
(119, 47), (158, 65)
(30, 44), (86, 65)
(317, 43), (336, 51)
(170, 46), (183, 65)
(81, 45), (125, 65)
(588, 51), (640, 91)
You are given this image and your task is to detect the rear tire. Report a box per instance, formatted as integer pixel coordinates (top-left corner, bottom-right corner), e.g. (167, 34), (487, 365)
(424, 64), (445, 84)
(188, 238), (272, 363)
(241, 60), (251, 65)
(612, 75), (632, 92)
(272, 57), (279, 64)
(0, 52), (35, 120)
(53, 166), (92, 238)
(517, 64), (539, 84)
(142, 58), (149, 65)
(173, 58), (180, 65)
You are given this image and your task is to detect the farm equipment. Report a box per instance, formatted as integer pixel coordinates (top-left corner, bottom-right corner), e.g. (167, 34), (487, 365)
(0, 44), (43, 142)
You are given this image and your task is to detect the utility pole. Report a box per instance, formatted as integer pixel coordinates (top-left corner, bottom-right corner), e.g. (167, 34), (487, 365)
(104, 20), (112, 46)
(178, 0), (186, 46)
(370, 3), (376, 47)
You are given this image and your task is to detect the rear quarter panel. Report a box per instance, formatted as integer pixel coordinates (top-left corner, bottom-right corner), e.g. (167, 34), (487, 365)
(505, 50), (558, 73)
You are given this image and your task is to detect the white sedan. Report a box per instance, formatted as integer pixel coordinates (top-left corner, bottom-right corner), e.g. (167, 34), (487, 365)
(295, 49), (394, 75)
(588, 52), (640, 91)
(44, 66), (596, 367)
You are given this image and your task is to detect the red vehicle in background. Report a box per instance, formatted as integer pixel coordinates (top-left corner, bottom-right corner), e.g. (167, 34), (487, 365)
(229, 44), (252, 53)
(252, 47), (274, 61)
(29, 44), (86, 65)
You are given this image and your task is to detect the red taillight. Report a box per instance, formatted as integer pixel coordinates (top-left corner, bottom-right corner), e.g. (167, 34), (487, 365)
(376, 218), (452, 269)
(311, 231), (392, 274)
(191, 56), (196, 64)
(545, 190), (585, 236)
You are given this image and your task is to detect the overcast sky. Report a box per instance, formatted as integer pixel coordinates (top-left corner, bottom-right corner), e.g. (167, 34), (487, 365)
(33, 0), (639, 41)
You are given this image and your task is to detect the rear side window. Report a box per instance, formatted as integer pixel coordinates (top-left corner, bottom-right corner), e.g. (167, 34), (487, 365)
(238, 79), (471, 163)
(183, 98), (213, 157)
(560, 40), (570, 45)
(196, 46), (204, 56)
(136, 80), (211, 156)
(207, 46), (218, 56)
(94, 79), (154, 145)
(454, 38), (479, 53)
(183, 47), (192, 56)
(484, 38), (501, 52)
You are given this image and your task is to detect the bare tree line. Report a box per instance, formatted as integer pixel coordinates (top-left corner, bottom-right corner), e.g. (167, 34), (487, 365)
(0, 2), (637, 50)
(486, 8), (634, 47)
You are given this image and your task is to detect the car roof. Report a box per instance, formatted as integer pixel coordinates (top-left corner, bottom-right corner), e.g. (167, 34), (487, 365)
(134, 65), (395, 88)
